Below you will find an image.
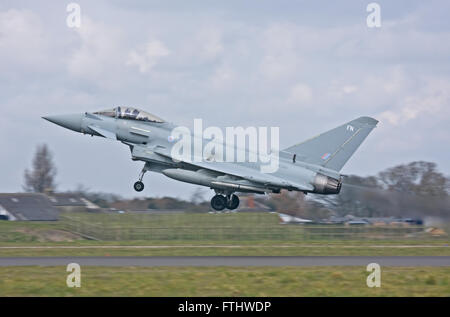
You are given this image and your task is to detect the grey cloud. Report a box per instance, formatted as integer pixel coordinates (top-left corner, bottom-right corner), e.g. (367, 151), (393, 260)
(1, 1), (449, 199)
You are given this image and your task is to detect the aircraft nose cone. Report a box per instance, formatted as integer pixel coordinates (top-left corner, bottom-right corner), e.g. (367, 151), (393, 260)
(42, 114), (84, 133)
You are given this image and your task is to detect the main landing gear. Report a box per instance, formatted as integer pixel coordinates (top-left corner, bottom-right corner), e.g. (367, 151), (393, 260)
(133, 168), (147, 192)
(210, 194), (240, 211)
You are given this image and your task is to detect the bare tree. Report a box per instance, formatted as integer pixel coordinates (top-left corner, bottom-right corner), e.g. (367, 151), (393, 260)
(268, 191), (307, 216)
(311, 175), (383, 217)
(266, 191), (332, 220)
(311, 161), (450, 219)
(190, 187), (206, 204)
(378, 161), (448, 197)
(23, 144), (57, 193)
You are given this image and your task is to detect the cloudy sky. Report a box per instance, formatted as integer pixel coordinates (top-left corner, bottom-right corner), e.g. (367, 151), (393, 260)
(1, 0), (449, 199)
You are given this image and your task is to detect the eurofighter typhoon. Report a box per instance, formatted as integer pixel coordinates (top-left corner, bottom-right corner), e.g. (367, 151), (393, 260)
(43, 107), (378, 211)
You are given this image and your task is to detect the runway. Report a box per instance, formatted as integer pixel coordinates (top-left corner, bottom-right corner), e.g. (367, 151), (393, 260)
(0, 256), (449, 267)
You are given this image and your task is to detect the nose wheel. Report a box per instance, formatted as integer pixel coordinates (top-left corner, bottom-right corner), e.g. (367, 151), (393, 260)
(210, 194), (239, 211)
(134, 181), (144, 192)
(133, 167), (147, 192)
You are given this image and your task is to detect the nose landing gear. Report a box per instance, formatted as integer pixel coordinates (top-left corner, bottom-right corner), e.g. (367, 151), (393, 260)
(210, 193), (240, 211)
(133, 168), (147, 192)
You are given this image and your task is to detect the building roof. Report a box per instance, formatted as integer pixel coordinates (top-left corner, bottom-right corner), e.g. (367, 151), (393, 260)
(46, 193), (88, 206)
(0, 193), (59, 221)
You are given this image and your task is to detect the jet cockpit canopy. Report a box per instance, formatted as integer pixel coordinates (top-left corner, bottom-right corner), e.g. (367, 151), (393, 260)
(93, 107), (164, 123)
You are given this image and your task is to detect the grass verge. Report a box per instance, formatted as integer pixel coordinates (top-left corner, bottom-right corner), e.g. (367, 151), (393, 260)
(0, 244), (449, 256)
(0, 266), (448, 296)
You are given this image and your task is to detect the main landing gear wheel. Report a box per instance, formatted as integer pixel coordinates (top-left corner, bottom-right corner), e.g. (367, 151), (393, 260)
(226, 194), (240, 210)
(211, 195), (227, 211)
(134, 181), (144, 192)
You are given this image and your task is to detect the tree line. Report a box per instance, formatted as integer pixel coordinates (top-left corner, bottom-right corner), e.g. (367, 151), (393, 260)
(265, 161), (450, 220)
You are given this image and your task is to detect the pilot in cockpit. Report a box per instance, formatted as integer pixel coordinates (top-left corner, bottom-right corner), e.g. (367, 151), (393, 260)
(93, 107), (164, 123)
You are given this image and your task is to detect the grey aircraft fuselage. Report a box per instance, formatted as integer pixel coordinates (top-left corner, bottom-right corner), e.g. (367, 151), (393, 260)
(43, 107), (378, 211)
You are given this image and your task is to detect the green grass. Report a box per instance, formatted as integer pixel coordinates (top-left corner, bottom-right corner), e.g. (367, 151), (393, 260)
(59, 212), (439, 241)
(0, 212), (448, 256)
(1, 212), (447, 243)
(0, 266), (448, 296)
(1, 244), (449, 256)
(1, 239), (449, 247)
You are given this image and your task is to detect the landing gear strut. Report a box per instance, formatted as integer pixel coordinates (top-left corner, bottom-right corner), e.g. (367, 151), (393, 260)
(133, 168), (147, 192)
(210, 194), (240, 211)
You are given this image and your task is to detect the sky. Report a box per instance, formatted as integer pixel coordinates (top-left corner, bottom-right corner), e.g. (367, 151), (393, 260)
(1, 0), (449, 200)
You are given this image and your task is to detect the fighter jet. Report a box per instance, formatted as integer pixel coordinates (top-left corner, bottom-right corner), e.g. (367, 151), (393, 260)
(42, 107), (378, 211)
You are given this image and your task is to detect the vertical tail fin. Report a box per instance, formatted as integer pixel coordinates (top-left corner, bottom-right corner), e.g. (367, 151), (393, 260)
(283, 116), (378, 171)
